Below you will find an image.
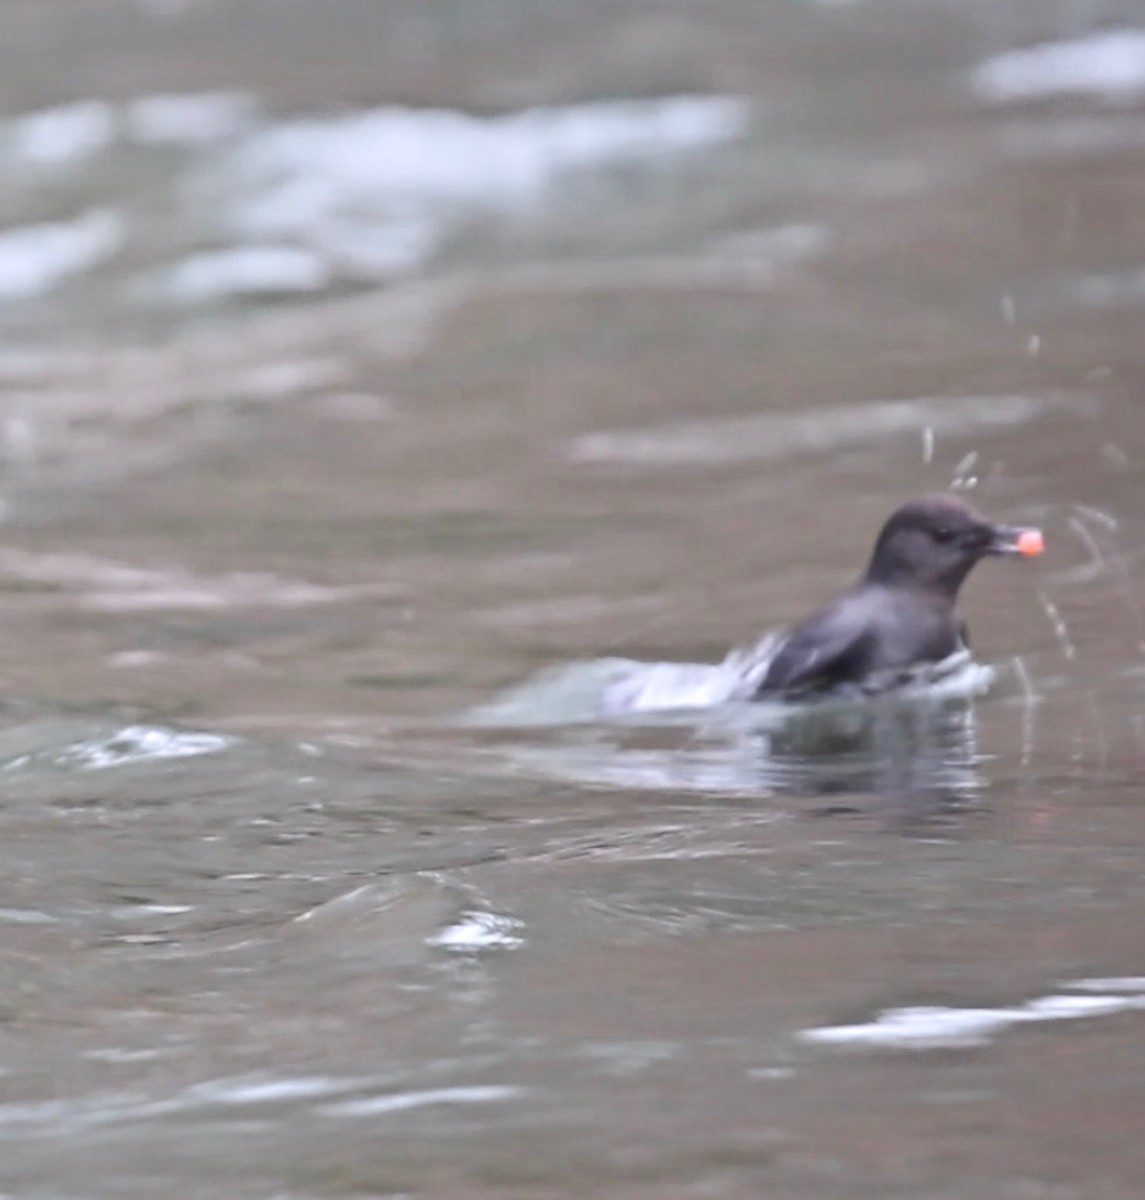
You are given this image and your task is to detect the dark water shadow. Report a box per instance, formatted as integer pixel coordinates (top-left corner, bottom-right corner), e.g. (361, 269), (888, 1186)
(759, 693), (988, 832)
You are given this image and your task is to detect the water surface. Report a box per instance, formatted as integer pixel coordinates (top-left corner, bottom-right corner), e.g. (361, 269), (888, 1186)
(1, 2), (1144, 1197)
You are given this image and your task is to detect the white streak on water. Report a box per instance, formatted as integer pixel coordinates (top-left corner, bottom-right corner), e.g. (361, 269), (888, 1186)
(428, 911), (525, 952)
(802, 989), (1145, 1051)
(320, 1084), (524, 1118)
(0, 94), (746, 305)
(465, 636), (781, 728)
(1011, 655), (1038, 768)
(1073, 502), (1118, 532)
(125, 92), (259, 146)
(1, 92), (257, 169)
(0, 1073), (405, 1133)
(180, 95), (748, 288)
(949, 449), (979, 490)
(1063, 507), (1144, 650)
(160, 245), (330, 302)
(973, 30), (1145, 104)
(1061, 513), (1110, 582)
(53, 726), (235, 770)
(186, 1076), (354, 1105)
(1066, 978), (1145, 993)
(0, 725), (234, 774)
(1036, 589), (1076, 661)
(467, 641), (994, 728)
(6, 102), (116, 167)
(218, 96), (749, 233)
(0, 210), (122, 299)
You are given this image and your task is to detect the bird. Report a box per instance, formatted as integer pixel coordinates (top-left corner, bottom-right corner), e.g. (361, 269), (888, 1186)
(754, 494), (1043, 699)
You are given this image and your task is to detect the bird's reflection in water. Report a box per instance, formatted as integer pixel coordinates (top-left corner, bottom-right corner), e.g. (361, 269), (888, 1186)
(477, 667), (992, 834)
(758, 694), (986, 831)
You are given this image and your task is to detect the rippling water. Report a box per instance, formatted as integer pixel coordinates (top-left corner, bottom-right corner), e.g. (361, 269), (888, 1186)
(1, 2), (1145, 1198)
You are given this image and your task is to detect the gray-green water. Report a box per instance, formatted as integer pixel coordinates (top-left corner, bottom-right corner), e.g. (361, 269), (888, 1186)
(1, 2), (1144, 1197)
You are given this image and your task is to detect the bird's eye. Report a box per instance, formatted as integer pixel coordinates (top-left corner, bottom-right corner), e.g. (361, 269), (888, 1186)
(933, 527), (958, 544)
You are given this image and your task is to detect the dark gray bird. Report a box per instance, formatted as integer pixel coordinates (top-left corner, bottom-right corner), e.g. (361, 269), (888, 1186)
(755, 494), (1043, 699)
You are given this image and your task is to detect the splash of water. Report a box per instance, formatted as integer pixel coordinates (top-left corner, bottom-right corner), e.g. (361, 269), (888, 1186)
(467, 637), (995, 728)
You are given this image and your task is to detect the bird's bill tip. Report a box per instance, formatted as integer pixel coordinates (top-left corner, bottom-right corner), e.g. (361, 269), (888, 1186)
(988, 525), (1044, 557)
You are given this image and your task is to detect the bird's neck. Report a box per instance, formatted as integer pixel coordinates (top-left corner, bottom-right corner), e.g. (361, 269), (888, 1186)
(862, 559), (970, 599)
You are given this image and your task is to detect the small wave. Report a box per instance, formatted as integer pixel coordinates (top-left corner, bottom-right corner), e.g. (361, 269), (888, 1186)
(801, 981), (1145, 1051)
(599, 634), (783, 715)
(319, 1084), (525, 1119)
(4, 101), (116, 168)
(55, 725), (234, 770)
(462, 634), (781, 728)
(217, 95), (749, 231)
(125, 92), (259, 147)
(174, 95), (749, 293)
(973, 29), (1145, 105)
(466, 643), (995, 802)
(0, 209), (122, 300)
(0, 92), (258, 171)
(467, 638), (995, 729)
(3, 725), (235, 773)
(159, 244), (331, 302)
(0, 547), (399, 611)
(428, 910), (525, 953)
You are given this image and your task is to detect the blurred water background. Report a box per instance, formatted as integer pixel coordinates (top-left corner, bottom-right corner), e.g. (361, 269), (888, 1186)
(1, 2), (1145, 1197)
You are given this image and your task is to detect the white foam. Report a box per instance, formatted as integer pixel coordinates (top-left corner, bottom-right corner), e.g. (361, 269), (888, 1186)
(160, 245), (331, 302)
(428, 911), (525, 952)
(463, 639), (777, 728)
(0, 94), (746, 303)
(600, 635), (782, 714)
(0, 1073), (365, 1133)
(0, 92), (256, 171)
(467, 641), (993, 728)
(179, 95), (747, 288)
(125, 92), (259, 146)
(1064, 976), (1145, 993)
(220, 96), (748, 232)
(973, 30), (1145, 104)
(0, 209), (122, 299)
(310, 213), (441, 281)
(802, 989), (1145, 1050)
(320, 1084), (524, 1118)
(6, 101), (116, 167)
(186, 1076), (354, 1105)
(50, 726), (234, 771)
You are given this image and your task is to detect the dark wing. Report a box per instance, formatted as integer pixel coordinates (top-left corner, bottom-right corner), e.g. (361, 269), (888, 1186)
(755, 600), (874, 697)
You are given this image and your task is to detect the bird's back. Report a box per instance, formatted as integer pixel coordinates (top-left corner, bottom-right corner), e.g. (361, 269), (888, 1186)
(757, 584), (962, 697)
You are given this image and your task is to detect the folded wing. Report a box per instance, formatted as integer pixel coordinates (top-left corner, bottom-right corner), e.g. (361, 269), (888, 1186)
(754, 600), (874, 697)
